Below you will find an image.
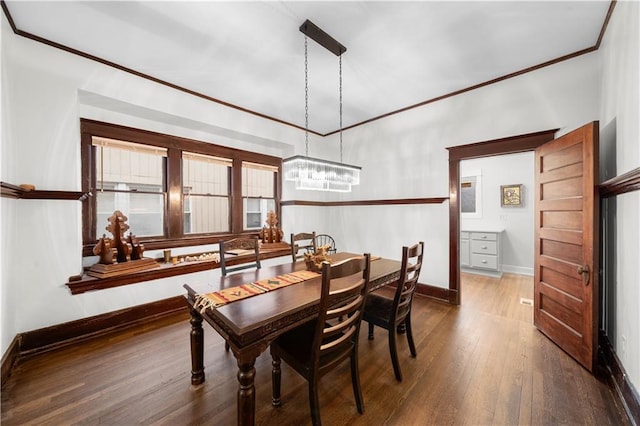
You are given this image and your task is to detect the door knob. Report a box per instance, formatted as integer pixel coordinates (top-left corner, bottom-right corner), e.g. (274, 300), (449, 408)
(577, 264), (590, 285)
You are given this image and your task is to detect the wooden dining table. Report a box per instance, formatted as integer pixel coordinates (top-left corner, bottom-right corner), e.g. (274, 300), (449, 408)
(183, 252), (401, 426)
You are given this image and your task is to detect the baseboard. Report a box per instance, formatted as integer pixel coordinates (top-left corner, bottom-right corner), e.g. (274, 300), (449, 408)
(416, 283), (450, 303)
(501, 265), (534, 276)
(460, 267), (503, 278)
(1, 334), (22, 384)
(600, 331), (640, 425)
(18, 295), (188, 357)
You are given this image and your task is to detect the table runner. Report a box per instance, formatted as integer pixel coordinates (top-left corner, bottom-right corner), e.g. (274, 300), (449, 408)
(194, 270), (320, 313)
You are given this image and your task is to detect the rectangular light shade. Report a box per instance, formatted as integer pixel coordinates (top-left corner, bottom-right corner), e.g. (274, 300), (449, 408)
(283, 155), (361, 192)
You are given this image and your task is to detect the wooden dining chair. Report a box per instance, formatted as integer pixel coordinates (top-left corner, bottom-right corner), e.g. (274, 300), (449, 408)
(271, 253), (371, 426)
(218, 236), (261, 277)
(363, 241), (424, 382)
(290, 231), (317, 262)
(219, 237), (261, 351)
(315, 234), (336, 254)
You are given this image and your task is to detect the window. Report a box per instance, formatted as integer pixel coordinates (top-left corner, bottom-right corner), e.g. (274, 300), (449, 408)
(242, 162), (277, 230)
(93, 137), (166, 238)
(81, 120), (282, 255)
(461, 171), (482, 219)
(183, 153), (232, 234)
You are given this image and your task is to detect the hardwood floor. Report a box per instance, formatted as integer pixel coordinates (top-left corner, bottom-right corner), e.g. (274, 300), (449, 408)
(1, 273), (628, 425)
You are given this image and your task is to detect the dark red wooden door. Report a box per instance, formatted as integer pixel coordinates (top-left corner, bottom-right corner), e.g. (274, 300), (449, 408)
(534, 122), (599, 372)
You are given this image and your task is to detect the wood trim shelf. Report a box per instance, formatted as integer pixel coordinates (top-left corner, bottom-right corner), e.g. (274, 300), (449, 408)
(1, 182), (91, 201)
(600, 167), (640, 198)
(281, 197), (448, 207)
(67, 246), (291, 295)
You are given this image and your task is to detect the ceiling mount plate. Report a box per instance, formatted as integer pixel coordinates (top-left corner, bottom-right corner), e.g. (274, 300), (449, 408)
(299, 19), (346, 56)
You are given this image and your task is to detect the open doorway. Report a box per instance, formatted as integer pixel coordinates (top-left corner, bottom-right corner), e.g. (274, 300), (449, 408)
(446, 129), (557, 305)
(460, 152), (535, 278)
(448, 123), (601, 372)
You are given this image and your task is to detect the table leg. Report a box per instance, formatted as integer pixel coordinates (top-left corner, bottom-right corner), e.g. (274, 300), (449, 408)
(237, 357), (257, 426)
(189, 308), (205, 385)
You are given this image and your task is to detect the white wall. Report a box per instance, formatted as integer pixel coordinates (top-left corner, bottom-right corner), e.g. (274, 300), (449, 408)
(0, 17), (302, 355)
(461, 152), (535, 275)
(301, 50), (600, 289)
(599, 0), (640, 394)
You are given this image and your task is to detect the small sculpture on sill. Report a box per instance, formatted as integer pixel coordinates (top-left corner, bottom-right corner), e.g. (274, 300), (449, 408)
(106, 210), (133, 263)
(260, 210), (284, 244)
(93, 235), (118, 265)
(127, 232), (145, 261)
(87, 210), (158, 279)
(304, 245), (331, 272)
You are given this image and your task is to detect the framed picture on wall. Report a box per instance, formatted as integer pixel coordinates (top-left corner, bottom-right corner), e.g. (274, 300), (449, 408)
(501, 184), (523, 207)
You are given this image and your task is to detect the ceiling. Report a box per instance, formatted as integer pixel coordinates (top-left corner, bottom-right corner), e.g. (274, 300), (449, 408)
(4, 1), (612, 135)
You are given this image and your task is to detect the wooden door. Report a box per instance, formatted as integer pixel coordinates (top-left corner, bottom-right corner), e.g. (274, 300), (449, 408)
(534, 121), (599, 372)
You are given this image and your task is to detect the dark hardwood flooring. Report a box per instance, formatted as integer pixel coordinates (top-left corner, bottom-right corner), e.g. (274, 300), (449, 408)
(1, 273), (629, 425)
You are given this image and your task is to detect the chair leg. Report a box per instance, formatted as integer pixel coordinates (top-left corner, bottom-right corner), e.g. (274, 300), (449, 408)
(225, 341), (230, 352)
(367, 322), (374, 340)
(350, 351), (365, 414)
(388, 326), (403, 382)
(308, 378), (322, 426)
(271, 353), (281, 407)
(405, 315), (417, 357)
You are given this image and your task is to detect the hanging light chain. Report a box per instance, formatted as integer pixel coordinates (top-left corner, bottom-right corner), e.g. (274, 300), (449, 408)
(304, 35), (309, 157)
(339, 54), (343, 163)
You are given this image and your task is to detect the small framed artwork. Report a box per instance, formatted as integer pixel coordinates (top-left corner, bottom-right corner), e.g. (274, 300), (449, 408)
(501, 184), (523, 207)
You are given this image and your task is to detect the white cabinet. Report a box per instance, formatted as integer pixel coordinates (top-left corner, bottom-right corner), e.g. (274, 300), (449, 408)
(461, 229), (503, 277)
(460, 232), (470, 267)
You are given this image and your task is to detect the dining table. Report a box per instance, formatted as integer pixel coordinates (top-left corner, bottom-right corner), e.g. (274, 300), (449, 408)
(183, 252), (401, 426)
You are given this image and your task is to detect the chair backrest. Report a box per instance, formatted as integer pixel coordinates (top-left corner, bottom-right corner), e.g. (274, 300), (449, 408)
(315, 234), (337, 254)
(290, 232), (317, 262)
(313, 254), (371, 375)
(219, 237), (261, 276)
(392, 241), (424, 326)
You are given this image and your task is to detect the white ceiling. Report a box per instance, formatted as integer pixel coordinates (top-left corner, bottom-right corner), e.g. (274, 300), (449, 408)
(5, 1), (612, 134)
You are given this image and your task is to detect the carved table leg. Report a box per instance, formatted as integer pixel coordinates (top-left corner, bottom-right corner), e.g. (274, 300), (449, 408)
(189, 308), (205, 385)
(237, 357), (257, 426)
(271, 355), (281, 406)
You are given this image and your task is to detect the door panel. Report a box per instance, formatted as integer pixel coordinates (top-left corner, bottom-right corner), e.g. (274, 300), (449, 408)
(534, 121), (599, 372)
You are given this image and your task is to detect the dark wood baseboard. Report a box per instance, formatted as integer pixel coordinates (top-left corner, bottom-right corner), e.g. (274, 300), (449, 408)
(18, 296), (188, 357)
(1, 335), (21, 385)
(416, 283), (451, 303)
(600, 332), (640, 425)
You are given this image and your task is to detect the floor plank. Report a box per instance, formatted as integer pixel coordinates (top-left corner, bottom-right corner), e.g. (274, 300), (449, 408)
(1, 273), (629, 425)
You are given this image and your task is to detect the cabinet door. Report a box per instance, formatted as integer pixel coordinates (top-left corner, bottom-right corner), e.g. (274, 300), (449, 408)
(460, 239), (470, 267)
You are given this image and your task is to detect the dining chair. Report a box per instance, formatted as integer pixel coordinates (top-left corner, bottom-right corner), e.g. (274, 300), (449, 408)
(363, 241), (424, 382)
(219, 236), (261, 276)
(218, 236), (262, 351)
(315, 234), (337, 254)
(271, 253), (371, 426)
(290, 232), (317, 262)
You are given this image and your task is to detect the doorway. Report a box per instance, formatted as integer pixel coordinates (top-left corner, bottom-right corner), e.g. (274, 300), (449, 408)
(446, 129), (557, 305)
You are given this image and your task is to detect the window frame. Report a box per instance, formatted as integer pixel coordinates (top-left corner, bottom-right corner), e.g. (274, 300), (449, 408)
(81, 119), (282, 256)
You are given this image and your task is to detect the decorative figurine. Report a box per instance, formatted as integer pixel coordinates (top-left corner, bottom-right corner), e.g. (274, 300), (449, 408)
(88, 210), (158, 277)
(92, 234), (117, 265)
(105, 210), (133, 263)
(127, 232), (145, 261)
(260, 210), (284, 243)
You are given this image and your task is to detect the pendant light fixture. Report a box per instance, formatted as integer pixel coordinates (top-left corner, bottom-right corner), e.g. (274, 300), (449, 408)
(283, 20), (361, 193)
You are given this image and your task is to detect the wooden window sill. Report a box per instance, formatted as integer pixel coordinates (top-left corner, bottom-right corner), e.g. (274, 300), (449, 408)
(67, 246), (291, 295)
